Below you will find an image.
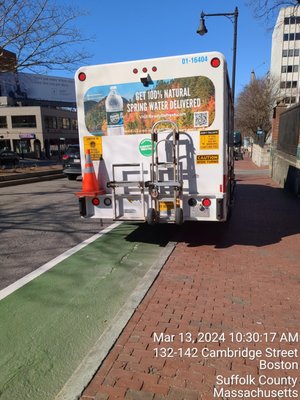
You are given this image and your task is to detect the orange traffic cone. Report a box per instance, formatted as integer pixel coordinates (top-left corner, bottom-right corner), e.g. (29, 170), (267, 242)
(76, 150), (106, 197)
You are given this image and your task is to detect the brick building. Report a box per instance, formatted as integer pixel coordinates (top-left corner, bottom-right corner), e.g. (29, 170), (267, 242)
(0, 48), (17, 72)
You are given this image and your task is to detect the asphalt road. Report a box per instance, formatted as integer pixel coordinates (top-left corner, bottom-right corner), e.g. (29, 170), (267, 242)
(0, 222), (173, 400)
(0, 177), (176, 400)
(0, 178), (111, 290)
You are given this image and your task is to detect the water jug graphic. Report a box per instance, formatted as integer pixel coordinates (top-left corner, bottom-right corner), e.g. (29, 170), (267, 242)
(105, 86), (124, 135)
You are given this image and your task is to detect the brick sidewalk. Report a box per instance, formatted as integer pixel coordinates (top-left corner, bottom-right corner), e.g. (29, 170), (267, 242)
(234, 154), (270, 170)
(81, 158), (300, 400)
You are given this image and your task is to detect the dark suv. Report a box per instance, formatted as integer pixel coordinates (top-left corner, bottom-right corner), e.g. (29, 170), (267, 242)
(0, 150), (20, 167)
(62, 145), (81, 180)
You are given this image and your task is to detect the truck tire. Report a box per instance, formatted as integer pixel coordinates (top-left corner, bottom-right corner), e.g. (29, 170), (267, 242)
(147, 208), (157, 225)
(175, 208), (183, 225)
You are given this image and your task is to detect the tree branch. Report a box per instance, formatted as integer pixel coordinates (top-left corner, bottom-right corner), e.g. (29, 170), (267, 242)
(0, 0), (93, 73)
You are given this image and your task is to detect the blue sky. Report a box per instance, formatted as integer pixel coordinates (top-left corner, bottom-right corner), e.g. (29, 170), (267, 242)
(58, 0), (276, 98)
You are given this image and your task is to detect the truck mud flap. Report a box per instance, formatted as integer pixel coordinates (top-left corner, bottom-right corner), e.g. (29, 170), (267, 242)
(78, 197), (87, 217)
(217, 198), (224, 220)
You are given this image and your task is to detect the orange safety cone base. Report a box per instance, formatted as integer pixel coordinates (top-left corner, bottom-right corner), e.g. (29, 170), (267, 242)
(76, 189), (106, 198)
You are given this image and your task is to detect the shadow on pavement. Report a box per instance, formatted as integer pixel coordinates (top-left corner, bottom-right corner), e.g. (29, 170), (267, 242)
(125, 183), (300, 248)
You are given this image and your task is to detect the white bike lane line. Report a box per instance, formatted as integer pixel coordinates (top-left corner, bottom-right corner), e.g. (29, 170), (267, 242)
(0, 221), (175, 400)
(0, 222), (122, 301)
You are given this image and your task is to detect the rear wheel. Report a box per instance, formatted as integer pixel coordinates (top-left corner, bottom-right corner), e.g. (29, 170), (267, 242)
(175, 207), (183, 225)
(147, 208), (157, 225)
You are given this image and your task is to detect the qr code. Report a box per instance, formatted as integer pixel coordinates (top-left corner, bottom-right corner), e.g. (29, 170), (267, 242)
(194, 111), (209, 127)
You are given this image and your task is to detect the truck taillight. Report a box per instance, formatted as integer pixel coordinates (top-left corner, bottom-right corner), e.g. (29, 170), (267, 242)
(78, 72), (86, 81)
(92, 197), (100, 206)
(133, 66), (157, 74)
(211, 57), (220, 68)
(202, 198), (211, 207)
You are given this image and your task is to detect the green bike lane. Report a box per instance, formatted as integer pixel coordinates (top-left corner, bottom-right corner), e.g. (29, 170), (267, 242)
(0, 222), (175, 400)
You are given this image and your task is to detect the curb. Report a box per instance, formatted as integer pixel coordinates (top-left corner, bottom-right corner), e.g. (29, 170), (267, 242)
(0, 170), (65, 187)
(55, 241), (177, 400)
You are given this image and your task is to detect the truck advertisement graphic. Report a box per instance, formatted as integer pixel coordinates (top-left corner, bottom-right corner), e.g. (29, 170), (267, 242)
(75, 52), (234, 224)
(84, 76), (215, 136)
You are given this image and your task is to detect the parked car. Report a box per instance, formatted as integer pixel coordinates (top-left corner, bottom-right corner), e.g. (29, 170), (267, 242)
(0, 150), (20, 167)
(62, 145), (82, 180)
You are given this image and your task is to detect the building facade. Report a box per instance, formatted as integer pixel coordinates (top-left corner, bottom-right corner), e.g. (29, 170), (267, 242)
(0, 99), (78, 158)
(0, 69), (78, 158)
(271, 6), (300, 105)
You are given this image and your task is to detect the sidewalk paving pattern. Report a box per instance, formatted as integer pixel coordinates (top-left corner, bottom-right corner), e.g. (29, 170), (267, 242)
(80, 158), (300, 400)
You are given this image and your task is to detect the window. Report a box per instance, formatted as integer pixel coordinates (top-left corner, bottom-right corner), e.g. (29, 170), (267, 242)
(0, 139), (10, 151)
(280, 81), (295, 89)
(284, 97), (296, 104)
(0, 116), (7, 128)
(281, 65), (298, 73)
(283, 49), (300, 57)
(62, 118), (70, 129)
(283, 32), (300, 41)
(57, 117), (72, 129)
(71, 119), (78, 130)
(11, 115), (36, 128)
(284, 16), (300, 24)
(44, 116), (57, 129)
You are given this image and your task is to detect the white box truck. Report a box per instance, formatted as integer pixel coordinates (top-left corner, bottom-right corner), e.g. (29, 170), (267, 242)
(75, 52), (235, 224)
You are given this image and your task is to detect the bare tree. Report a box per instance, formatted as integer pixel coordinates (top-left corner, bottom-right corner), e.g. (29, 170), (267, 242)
(235, 76), (278, 142)
(0, 0), (92, 73)
(247, 0), (300, 22)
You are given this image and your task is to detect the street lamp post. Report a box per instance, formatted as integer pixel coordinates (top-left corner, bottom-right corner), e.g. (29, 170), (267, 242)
(197, 7), (238, 104)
